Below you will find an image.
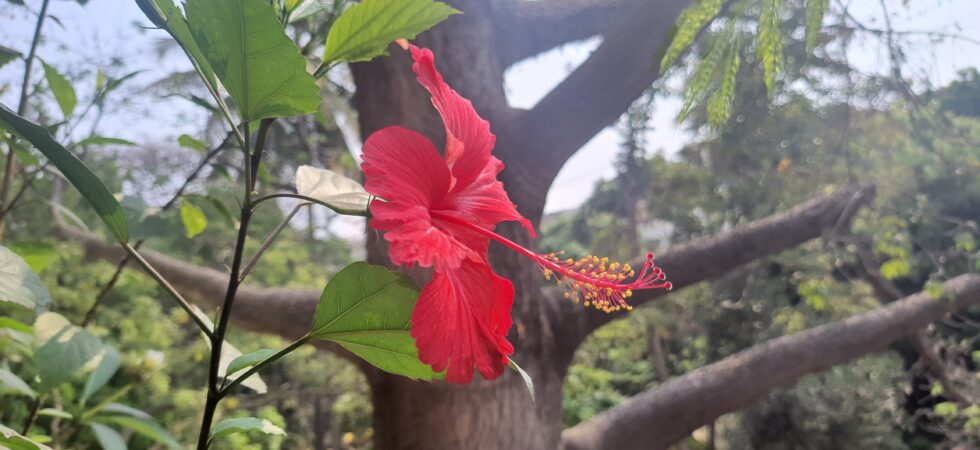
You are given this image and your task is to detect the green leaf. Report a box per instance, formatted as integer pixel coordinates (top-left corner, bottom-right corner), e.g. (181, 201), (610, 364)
(209, 417), (285, 443)
(0, 423), (53, 450)
(0, 367), (35, 398)
(177, 134), (207, 153)
(184, 0), (320, 121)
(75, 136), (137, 147)
(33, 312), (106, 391)
(135, 0), (217, 90)
(879, 258), (910, 280)
(225, 348), (276, 378)
(103, 416), (180, 450)
(179, 202), (208, 239)
(41, 62), (77, 117)
(508, 358), (535, 402)
(0, 245), (52, 311)
(8, 241), (56, 272)
(89, 423), (126, 450)
(323, 0), (458, 65)
(678, 30), (730, 123)
(0, 45), (22, 70)
(757, 0), (784, 95)
(924, 280), (947, 302)
(934, 401), (959, 418)
(99, 403), (154, 420)
(81, 345), (120, 404)
(37, 409), (72, 420)
(660, 0), (724, 72)
(187, 305), (268, 393)
(310, 262), (442, 380)
(295, 165), (371, 214)
(954, 232), (976, 252)
(706, 42), (740, 127)
(0, 105), (129, 243)
(804, 0), (829, 55)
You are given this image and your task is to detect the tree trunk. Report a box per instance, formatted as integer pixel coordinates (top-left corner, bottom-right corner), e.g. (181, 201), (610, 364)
(349, 1), (569, 447)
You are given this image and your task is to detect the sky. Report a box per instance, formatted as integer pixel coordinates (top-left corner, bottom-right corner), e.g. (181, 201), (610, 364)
(2, 0), (980, 223)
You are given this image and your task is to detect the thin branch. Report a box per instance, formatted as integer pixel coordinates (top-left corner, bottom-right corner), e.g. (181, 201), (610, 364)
(239, 203), (306, 282)
(0, 0), (52, 240)
(559, 183), (875, 348)
(560, 273), (980, 450)
(123, 243), (214, 340)
(218, 333), (311, 397)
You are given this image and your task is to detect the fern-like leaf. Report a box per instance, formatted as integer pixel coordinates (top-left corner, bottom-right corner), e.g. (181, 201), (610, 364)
(757, 0), (783, 95)
(805, 0), (830, 55)
(660, 0), (725, 73)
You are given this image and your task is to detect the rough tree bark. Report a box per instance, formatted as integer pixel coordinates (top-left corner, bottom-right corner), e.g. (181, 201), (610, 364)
(59, 1), (980, 449)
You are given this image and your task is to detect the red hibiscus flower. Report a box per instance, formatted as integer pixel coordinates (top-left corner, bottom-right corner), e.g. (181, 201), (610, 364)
(361, 45), (671, 384)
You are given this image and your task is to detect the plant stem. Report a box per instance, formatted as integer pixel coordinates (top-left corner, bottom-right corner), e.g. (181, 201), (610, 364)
(218, 334), (311, 397)
(21, 396), (43, 435)
(0, 0), (52, 240)
(239, 203), (306, 282)
(81, 133), (232, 327)
(123, 243), (213, 339)
(196, 121), (257, 450)
(252, 193), (369, 217)
(80, 251), (132, 327)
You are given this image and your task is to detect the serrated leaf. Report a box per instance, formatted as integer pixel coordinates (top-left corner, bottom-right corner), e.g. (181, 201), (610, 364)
(757, 0), (783, 95)
(89, 423), (126, 450)
(508, 358), (535, 402)
(678, 30), (730, 123)
(33, 312), (106, 391)
(179, 202), (207, 239)
(311, 262), (442, 380)
(103, 416), (180, 450)
(660, 0), (724, 72)
(209, 417), (285, 442)
(0, 105), (129, 243)
(177, 134), (206, 153)
(75, 136), (137, 147)
(707, 43), (740, 127)
(805, 0), (830, 55)
(0, 45), (22, 70)
(0, 423), (53, 450)
(225, 348), (276, 378)
(323, 0), (458, 65)
(41, 62), (76, 118)
(8, 241), (56, 273)
(0, 245), (52, 311)
(81, 346), (120, 404)
(295, 165), (371, 214)
(185, 0), (320, 120)
(0, 368), (35, 398)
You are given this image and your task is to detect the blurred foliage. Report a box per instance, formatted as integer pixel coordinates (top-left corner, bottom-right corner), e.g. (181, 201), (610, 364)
(558, 58), (980, 448)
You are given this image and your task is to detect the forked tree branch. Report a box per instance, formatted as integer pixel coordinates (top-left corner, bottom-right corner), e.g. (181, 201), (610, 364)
(501, 0), (694, 193)
(492, 0), (631, 67)
(557, 183), (876, 348)
(559, 273), (980, 450)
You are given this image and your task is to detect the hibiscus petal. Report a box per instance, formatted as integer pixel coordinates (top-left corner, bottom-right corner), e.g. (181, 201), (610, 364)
(369, 201), (479, 271)
(409, 45), (494, 189)
(439, 157), (536, 238)
(361, 126), (450, 207)
(411, 260), (515, 383)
